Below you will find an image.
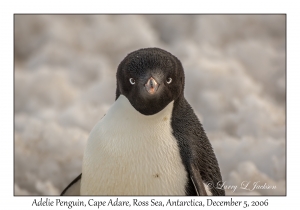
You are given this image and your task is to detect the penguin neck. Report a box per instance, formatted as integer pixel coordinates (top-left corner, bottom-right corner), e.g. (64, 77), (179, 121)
(107, 94), (175, 124)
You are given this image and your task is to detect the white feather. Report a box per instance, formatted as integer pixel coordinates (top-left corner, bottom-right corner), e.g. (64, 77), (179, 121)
(80, 95), (188, 195)
(204, 183), (212, 196)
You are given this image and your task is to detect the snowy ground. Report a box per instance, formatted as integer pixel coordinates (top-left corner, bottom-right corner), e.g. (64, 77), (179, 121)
(14, 15), (286, 195)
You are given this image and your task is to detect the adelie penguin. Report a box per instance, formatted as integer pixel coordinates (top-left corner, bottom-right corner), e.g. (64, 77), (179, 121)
(61, 48), (225, 196)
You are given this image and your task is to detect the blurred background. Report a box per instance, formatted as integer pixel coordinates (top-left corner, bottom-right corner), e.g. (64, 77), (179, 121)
(14, 15), (286, 195)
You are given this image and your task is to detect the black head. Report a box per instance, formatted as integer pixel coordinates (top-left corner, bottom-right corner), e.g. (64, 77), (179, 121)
(116, 48), (185, 115)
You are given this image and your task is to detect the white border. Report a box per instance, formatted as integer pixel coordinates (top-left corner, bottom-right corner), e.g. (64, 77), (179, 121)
(2, 0), (297, 209)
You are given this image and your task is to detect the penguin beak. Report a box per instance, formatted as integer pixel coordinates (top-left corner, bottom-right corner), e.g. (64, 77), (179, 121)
(145, 77), (159, 95)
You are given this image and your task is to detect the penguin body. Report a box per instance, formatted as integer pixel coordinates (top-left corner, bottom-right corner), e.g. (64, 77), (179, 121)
(81, 95), (187, 195)
(61, 48), (225, 196)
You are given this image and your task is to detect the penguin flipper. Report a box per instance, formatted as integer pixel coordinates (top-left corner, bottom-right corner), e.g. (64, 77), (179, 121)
(189, 164), (208, 196)
(61, 173), (82, 196)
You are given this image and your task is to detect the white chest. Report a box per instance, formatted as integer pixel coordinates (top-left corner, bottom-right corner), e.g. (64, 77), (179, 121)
(80, 95), (188, 195)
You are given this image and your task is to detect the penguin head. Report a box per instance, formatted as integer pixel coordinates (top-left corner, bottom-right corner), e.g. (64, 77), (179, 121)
(116, 48), (185, 115)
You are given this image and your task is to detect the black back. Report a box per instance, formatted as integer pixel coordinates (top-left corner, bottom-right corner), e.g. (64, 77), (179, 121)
(171, 96), (225, 195)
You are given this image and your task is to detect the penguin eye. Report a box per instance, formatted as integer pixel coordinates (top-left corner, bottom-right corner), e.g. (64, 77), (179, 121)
(129, 78), (135, 85)
(166, 78), (172, 84)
